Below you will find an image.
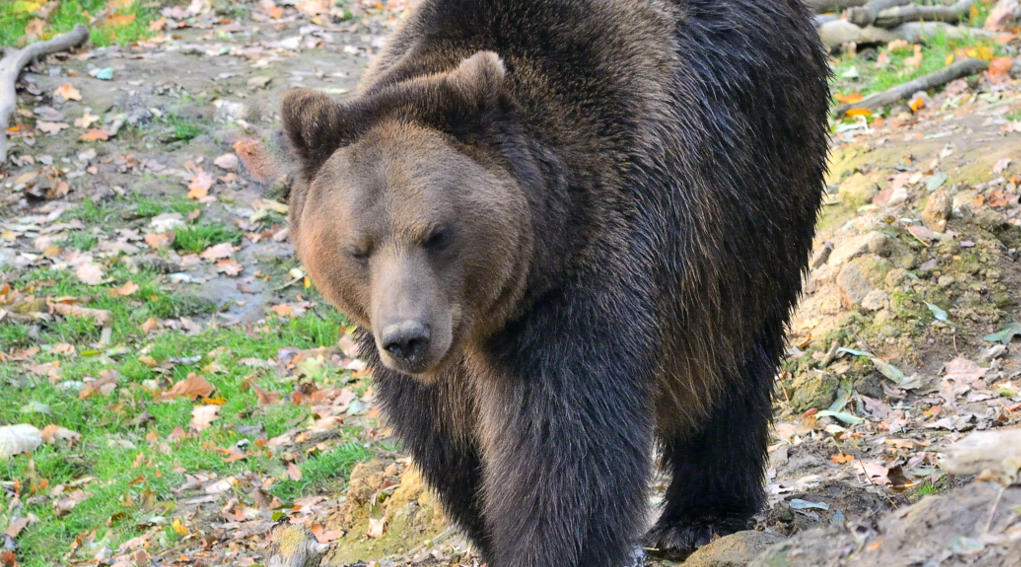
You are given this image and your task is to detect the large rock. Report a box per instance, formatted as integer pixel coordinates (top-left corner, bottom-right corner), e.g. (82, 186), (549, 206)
(922, 190), (953, 231)
(750, 482), (1021, 567)
(943, 428), (1021, 479)
(836, 255), (891, 310)
(839, 172), (882, 208)
(683, 531), (785, 567)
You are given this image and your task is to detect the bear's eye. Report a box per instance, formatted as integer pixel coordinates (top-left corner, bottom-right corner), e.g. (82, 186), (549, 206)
(349, 247), (370, 264)
(424, 227), (449, 250)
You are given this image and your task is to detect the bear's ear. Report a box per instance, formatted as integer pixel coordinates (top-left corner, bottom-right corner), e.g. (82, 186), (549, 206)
(445, 51), (505, 110)
(281, 89), (349, 176)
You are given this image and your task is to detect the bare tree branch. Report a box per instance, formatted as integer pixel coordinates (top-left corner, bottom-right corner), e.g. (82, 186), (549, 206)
(834, 58), (989, 117)
(0, 24), (90, 165)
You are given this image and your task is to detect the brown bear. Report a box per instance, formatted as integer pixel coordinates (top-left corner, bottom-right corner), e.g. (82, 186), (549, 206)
(281, 0), (829, 565)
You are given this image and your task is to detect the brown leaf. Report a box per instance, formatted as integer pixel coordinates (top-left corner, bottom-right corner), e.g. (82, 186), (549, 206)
(80, 128), (110, 141)
(190, 405), (220, 432)
(161, 373), (213, 400)
(287, 462), (302, 481)
(187, 169), (215, 199)
(140, 317), (159, 333)
(366, 517), (386, 538)
(144, 231), (174, 249)
(40, 424), (82, 444)
(50, 303), (112, 325)
(112, 281), (138, 296)
(5, 517), (28, 538)
(76, 263), (105, 285)
(214, 258), (242, 276)
(104, 11), (136, 27)
(213, 153), (238, 170)
(53, 84), (82, 101)
(36, 121), (70, 135)
(199, 242), (234, 261)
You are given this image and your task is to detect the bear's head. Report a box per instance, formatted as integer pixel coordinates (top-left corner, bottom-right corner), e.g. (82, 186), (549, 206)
(282, 52), (531, 378)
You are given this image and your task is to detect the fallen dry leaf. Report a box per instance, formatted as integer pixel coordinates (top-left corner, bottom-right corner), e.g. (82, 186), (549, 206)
(40, 424), (82, 444)
(112, 281), (139, 296)
(140, 317), (159, 333)
(161, 374), (213, 401)
(287, 462), (303, 481)
(200, 242), (234, 261)
(53, 84), (82, 101)
(144, 231), (175, 249)
(36, 121), (70, 135)
(190, 405), (220, 432)
(214, 258), (242, 276)
(0, 424), (43, 458)
(366, 517), (386, 538)
(993, 158), (1011, 174)
(187, 169), (215, 199)
(75, 263), (105, 285)
(80, 129), (111, 141)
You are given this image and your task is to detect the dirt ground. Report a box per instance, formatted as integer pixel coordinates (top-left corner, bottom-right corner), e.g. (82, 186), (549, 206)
(2, 1), (1021, 567)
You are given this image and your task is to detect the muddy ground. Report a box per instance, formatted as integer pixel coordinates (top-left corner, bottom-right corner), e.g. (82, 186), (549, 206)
(2, 1), (1021, 567)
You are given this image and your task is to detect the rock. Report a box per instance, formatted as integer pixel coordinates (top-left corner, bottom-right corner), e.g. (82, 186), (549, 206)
(943, 428), (1021, 478)
(828, 235), (869, 267)
(860, 289), (889, 312)
(986, 0), (1021, 32)
(864, 231), (891, 256)
(750, 482), (1021, 567)
(839, 173), (881, 208)
(248, 75), (272, 89)
(978, 344), (1007, 363)
(922, 190), (953, 231)
(837, 255), (890, 310)
(683, 531), (785, 567)
(267, 523), (328, 567)
(790, 372), (838, 412)
(884, 268), (908, 288)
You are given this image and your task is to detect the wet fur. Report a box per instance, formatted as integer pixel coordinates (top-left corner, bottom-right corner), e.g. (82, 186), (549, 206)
(283, 0), (829, 565)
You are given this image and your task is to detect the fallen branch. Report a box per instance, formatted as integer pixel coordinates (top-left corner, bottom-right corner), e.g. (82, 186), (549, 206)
(874, 0), (975, 28)
(834, 58), (989, 116)
(847, 0), (912, 27)
(805, 0), (869, 13)
(0, 23), (89, 165)
(818, 19), (998, 48)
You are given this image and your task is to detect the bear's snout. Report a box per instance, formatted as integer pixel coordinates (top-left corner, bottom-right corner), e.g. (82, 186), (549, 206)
(380, 320), (431, 365)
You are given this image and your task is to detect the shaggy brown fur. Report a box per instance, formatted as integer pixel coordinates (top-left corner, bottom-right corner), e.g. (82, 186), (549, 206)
(282, 1), (829, 565)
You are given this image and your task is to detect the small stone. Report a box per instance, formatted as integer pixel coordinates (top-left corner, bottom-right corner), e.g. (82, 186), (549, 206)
(885, 268), (908, 287)
(837, 255), (890, 310)
(861, 289), (889, 312)
(684, 530), (786, 567)
(828, 235), (869, 267)
(791, 372), (839, 412)
(864, 231), (891, 256)
(977, 344), (1007, 363)
(839, 173), (882, 208)
(248, 76), (272, 89)
(938, 275), (956, 288)
(922, 190), (953, 230)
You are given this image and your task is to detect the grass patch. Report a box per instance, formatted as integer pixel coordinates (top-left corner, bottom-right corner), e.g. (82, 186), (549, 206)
(131, 194), (201, 218)
(172, 224), (244, 254)
(0, 266), (365, 567)
(159, 114), (205, 143)
(58, 231), (99, 252)
(70, 198), (116, 224)
(831, 30), (1003, 108)
(0, 0), (156, 47)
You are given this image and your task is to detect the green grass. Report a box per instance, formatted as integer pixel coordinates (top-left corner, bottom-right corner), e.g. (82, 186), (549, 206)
(160, 114), (205, 143)
(58, 231), (99, 252)
(0, 0), (156, 47)
(0, 265), (366, 567)
(173, 223), (244, 254)
(831, 29), (1003, 111)
(132, 195), (201, 219)
(70, 198), (116, 224)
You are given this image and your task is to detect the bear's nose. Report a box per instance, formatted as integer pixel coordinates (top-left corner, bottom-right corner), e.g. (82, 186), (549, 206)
(381, 321), (431, 363)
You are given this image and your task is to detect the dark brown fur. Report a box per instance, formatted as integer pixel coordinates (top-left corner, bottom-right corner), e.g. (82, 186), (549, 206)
(283, 1), (829, 565)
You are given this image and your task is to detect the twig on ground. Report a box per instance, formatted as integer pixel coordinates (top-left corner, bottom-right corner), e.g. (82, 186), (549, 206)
(0, 23), (90, 165)
(847, 0), (913, 27)
(805, 0), (869, 13)
(873, 0), (975, 28)
(834, 58), (989, 117)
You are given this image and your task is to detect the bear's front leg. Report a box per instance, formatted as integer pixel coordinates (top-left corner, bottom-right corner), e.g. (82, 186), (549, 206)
(474, 287), (656, 567)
